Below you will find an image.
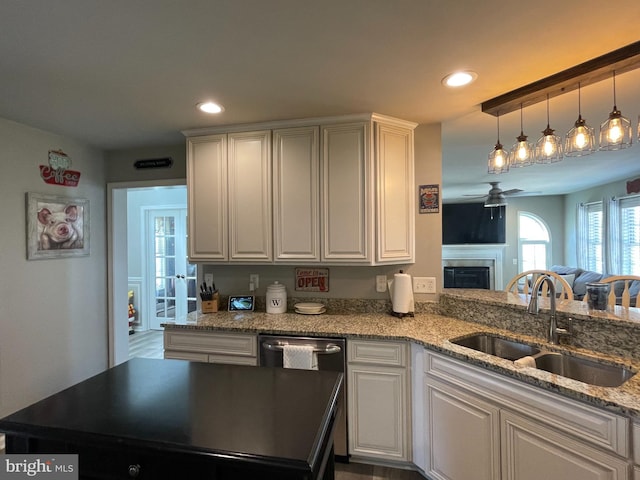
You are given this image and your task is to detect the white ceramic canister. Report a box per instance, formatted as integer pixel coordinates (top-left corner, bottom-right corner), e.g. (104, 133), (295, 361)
(266, 281), (287, 314)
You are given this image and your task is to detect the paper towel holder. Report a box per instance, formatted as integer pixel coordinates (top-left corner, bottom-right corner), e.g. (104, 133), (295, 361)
(389, 270), (415, 319)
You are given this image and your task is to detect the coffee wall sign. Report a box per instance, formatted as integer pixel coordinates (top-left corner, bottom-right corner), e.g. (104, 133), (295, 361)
(40, 149), (81, 187)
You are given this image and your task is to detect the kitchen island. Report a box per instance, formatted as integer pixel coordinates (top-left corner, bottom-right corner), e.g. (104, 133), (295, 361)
(0, 358), (343, 480)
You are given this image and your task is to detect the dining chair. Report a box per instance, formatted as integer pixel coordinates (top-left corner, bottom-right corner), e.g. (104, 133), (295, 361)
(505, 270), (574, 300)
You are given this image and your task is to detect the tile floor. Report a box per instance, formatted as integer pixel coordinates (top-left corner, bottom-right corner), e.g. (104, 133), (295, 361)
(336, 463), (426, 479)
(128, 329), (164, 359)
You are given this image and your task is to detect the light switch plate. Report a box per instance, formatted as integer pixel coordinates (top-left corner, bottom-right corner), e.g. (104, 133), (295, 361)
(413, 276), (437, 294)
(376, 275), (387, 293)
(249, 274), (259, 290)
(204, 274), (214, 287)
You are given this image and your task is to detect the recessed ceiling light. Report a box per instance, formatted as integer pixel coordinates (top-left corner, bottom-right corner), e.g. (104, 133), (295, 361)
(442, 71), (478, 88)
(197, 101), (224, 114)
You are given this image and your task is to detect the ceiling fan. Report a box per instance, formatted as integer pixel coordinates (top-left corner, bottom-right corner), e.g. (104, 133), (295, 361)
(464, 182), (524, 207)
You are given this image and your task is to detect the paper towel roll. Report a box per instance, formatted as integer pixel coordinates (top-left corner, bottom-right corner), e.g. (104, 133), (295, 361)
(392, 272), (414, 314)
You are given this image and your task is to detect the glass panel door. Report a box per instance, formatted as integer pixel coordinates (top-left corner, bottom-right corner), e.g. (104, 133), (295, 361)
(148, 208), (196, 329)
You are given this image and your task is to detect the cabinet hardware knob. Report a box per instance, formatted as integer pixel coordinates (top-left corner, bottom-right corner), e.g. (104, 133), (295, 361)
(128, 464), (141, 478)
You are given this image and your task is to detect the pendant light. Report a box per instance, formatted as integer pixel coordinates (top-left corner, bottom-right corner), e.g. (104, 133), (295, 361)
(599, 71), (632, 150)
(535, 94), (563, 163)
(488, 112), (509, 174)
(564, 83), (595, 157)
(509, 104), (534, 167)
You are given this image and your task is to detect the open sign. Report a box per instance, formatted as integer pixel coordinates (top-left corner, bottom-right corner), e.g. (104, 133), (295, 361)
(295, 268), (329, 292)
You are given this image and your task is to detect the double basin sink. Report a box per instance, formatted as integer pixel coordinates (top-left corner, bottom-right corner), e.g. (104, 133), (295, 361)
(451, 333), (635, 388)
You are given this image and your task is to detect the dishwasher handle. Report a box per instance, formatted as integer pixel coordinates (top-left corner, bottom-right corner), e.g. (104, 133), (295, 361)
(262, 341), (342, 355)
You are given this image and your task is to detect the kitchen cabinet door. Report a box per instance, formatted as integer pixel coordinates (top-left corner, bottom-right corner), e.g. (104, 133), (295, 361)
(425, 378), (500, 480)
(228, 130), (272, 261)
(273, 126), (320, 261)
(375, 121), (414, 264)
(187, 134), (227, 261)
(348, 365), (409, 461)
(501, 411), (629, 480)
(321, 122), (371, 262)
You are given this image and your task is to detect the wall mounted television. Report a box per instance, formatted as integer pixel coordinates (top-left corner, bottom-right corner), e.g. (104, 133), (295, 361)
(442, 202), (506, 245)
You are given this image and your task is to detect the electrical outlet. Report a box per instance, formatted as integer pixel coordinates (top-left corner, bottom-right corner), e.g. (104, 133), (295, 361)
(249, 274), (259, 290)
(376, 275), (387, 293)
(413, 276), (437, 294)
(204, 273), (214, 287)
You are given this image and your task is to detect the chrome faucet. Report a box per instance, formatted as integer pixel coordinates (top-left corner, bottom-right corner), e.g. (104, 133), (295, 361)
(527, 274), (571, 344)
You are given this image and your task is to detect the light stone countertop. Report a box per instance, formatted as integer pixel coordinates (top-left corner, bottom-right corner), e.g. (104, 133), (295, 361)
(163, 293), (640, 419)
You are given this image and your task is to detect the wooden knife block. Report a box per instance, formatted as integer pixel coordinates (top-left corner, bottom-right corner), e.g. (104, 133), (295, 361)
(201, 292), (220, 313)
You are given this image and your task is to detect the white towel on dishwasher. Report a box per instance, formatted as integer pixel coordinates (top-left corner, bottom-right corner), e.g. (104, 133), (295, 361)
(282, 345), (318, 370)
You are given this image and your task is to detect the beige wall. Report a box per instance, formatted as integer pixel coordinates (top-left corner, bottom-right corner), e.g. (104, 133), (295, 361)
(0, 118), (107, 417)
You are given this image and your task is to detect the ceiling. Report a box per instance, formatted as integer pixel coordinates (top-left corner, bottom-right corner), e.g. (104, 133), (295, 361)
(1, 0), (639, 200)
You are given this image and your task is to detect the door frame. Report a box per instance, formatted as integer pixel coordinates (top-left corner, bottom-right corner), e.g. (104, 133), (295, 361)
(107, 179), (186, 367)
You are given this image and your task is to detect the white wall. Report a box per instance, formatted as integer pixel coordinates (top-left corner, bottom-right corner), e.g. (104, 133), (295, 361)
(0, 118), (107, 418)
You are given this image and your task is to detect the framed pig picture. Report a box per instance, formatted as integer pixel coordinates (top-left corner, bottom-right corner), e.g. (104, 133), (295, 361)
(26, 192), (90, 260)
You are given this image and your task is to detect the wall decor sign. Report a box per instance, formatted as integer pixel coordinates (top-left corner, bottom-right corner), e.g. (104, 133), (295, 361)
(134, 157), (173, 169)
(39, 149), (81, 187)
(627, 177), (640, 194)
(295, 268), (329, 292)
(26, 192), (90, 260)
(419, 184), (440, 214)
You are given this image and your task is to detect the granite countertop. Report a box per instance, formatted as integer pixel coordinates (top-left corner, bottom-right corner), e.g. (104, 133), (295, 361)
(163, 295), (640, 420)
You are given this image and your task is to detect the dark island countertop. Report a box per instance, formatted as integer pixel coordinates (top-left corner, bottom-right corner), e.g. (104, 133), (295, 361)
(0, 358), (343, 479)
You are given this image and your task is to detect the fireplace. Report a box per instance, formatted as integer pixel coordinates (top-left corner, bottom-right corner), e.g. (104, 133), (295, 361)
(442, 245), (506, 290)
(444, 266), (490, 289)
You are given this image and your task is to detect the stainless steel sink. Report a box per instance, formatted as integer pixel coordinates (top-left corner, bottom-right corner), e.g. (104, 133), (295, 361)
(452, 334), (541, 361)
(451, 333), (635, 387)
(534, 352), (635, 388)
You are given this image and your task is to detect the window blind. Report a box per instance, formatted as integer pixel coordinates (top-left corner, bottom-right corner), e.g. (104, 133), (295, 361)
(619, 195), (640, 275)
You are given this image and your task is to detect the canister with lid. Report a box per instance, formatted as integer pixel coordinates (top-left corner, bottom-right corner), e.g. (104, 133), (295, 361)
(266, 281), (287, 314)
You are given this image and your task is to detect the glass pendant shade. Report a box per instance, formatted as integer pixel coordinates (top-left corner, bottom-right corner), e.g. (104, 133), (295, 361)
(599, 71), (632, 151)
(599, 108), (632, 150)
(535, 95), (563, 163)
(565, 115), (596, 157)
(488, 141), (510, 174)
(488, 112), (509, 174)
(509, 104), (533, 167)
(564, 84), (595, 157)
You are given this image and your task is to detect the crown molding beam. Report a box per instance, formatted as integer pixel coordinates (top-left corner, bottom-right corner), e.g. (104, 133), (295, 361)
(482, 41), (640, 117)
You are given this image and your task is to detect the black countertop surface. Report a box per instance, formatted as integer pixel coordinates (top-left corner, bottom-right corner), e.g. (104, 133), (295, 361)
(0, 358), (343, 475)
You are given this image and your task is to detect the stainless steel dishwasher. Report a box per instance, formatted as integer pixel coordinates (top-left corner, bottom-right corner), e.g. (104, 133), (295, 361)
(258, 334), (348, 460)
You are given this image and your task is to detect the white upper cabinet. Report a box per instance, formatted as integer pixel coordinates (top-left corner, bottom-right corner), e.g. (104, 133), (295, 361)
(184, 113), (416, 265)
(187, 134), (228, 261)
(321, 122), (370, 262)
(375, 121), (415, 264)
(273, 126), (320, 261)
(228, 130), (272, 262)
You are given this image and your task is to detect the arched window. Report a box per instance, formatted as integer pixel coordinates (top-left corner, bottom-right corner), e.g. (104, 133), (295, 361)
(518, 212), (551, 271)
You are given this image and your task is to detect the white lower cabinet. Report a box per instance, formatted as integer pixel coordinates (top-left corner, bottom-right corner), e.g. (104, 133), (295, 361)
(347, 340), (411, 463)
(423, 350), (631, 480)
(501, 411), (628, 480)
(164, 331), (258, 366)
(425, 378), (500, 480)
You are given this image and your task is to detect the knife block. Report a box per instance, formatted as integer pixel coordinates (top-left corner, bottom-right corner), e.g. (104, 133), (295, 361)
(201, 292), (220, 313)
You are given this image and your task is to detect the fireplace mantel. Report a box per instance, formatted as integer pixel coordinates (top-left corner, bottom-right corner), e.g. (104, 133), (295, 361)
(442, 244), (507, 290)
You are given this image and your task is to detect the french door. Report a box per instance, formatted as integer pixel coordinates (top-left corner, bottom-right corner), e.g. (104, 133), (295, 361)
(147, 208), (197, 329)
